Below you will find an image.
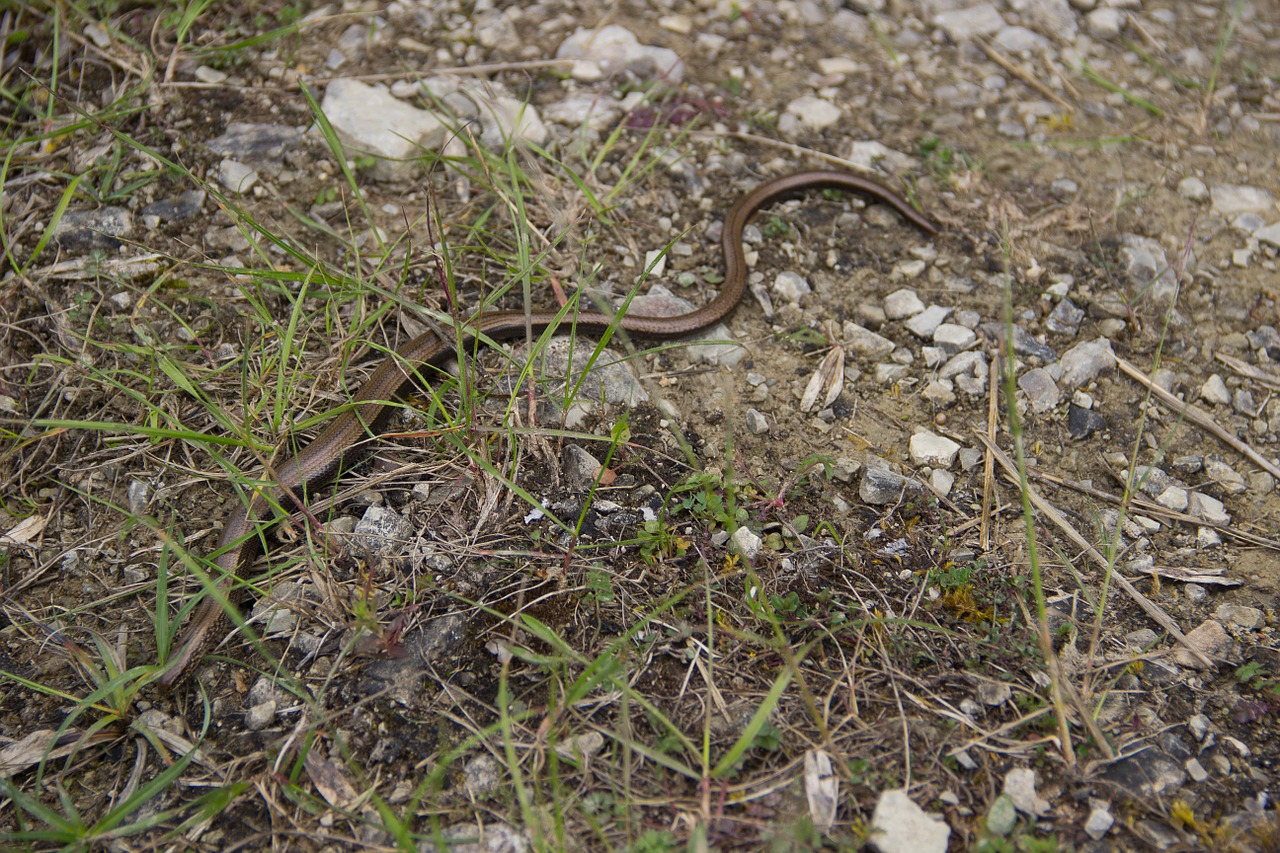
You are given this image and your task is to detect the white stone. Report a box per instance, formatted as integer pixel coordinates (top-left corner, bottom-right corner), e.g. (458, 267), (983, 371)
(1086, 7), (1124, 38)
(909, 431), (962, 468)
(934, 3), (1004, 40)
(1177, 176), (1209, 202)
(1084, 804), (1114, 839)
(869, 789), (950, 853)
(218, 159), (258, 193)
(320, 79), (447, 181)
(785, 95), (842, 131)
(884, 288), (925, 319)
(556, 25), (684, 82)
(773, 270), (811, 302)
(730, 526), (762, 559)
(905, 305), (951, 338)
(1211, 184), (1276, 216)
(933, 323), (977, 353)
(1188, 492), (1230, 524)
(842, 322), (896, 358)
(1199, 374), (1230, 405)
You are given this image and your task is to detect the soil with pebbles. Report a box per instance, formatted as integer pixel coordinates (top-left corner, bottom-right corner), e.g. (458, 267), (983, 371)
(3, 1), (1280, 850)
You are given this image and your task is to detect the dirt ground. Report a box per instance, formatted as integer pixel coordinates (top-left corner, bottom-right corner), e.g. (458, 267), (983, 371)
(2, 1), (1279, 851)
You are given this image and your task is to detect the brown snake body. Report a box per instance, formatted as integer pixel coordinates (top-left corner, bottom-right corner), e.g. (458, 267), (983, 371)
(157, 170), (939, 688)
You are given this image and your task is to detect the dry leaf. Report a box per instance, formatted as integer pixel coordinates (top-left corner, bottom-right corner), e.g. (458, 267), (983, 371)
(304, 751), (359, 809)
(804, 748), (838, 831)
(1, 515), (47, 547)
(801, 347), (844, 413)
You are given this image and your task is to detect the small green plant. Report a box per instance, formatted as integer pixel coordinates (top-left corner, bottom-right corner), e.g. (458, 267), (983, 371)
(929, 561), (974, 590)
(630, 829), (680, 853)
(637, 519), (690, 564)
(761, 214), (793, 238)
(918, 136), (973, 183)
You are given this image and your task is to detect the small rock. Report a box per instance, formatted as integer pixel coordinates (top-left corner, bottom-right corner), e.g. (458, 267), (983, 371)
(1003, 767), (1050, 817)
(1086, 7), (1124, 38)
(868, 789), (950, 853)
(860, 464), (914, 505)
(1211, 184), (1276, 216)
(1255, 222), (1280, 248)
(933, 3), (1004, 40)
(993, 25), (1048, 53)
(463, 754), (502, 797)
(985, 794), (1017, 837)
(1058, 338), (1117, 389)
(140, 190), (206, 226)
(1173, 620), (1231, 669)
(1197, 527), (1222, 547)
(352, 505), (412, 557)
(1067, 403), (1105, 439)
(745, 408), (769, 435)
(563, 445), (603, 491)
(320, 79), (447, 181)
(784, 95), (842, 132)
(1126, 628), (1158, 650)
(556, 25), (684, 82)
(218, 159), (258, 193)
(1085, 803), (1115, 840)
(1017, 368), (1061, 413)
(1044, 297), (1084, 336)
(921, 379), (956, 407)
(884, 288), (925, 319)
(127, 480), (151, 515)
(1199, 374), (1230, 405)
(977, 681), (1011, 707)
(1188, 492), (1230, 524)
(773, 271), (811, 302)
(905, 305), (951, 339)
(933, 323), (977, 353)
(845, 141), (920, 176)
(930, 469), (954, 496)
(730, 526), (762, 560)
(842, 322), (897, 358)
(244, 700), (277, 731)
(939, 351), (987, 380)
(1246, 471), (1275, 494)
(1213, 603), (1262, 630)
(207, 122), (304, 171)
(909, 431), (961, 468)
(1177, 176), (1209, 202)
(53, 207), (134, 251)
(1203, 458), (1246, 495)
(980, 323), (1057, 362)
(1155, 487), (1189, 512)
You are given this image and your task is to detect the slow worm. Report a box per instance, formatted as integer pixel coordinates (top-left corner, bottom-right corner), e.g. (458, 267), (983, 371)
(157, 170), (939, 688)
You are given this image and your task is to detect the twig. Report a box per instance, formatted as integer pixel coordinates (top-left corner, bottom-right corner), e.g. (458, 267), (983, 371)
(976, 434), (1215, 669)
(981, 358), (999, 551)
(1116, 356), (1280, 481)
(1030, 467), (1280, 552)
(689, 130), (889, 177)
(977, 40), (1074, 114)
(1214, 351), (1280, 392)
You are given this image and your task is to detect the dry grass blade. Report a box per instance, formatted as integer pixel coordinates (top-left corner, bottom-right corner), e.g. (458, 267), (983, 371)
(1116, 355), (1280, 481)
(977, 433), (1214, 669)
(1214, 351), (1280, 392)
(1029, 467), (1280, 552)
(977, 39), (1074, 114)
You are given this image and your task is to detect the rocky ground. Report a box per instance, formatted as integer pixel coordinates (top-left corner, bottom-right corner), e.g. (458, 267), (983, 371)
(2, 0), (1279, 851)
